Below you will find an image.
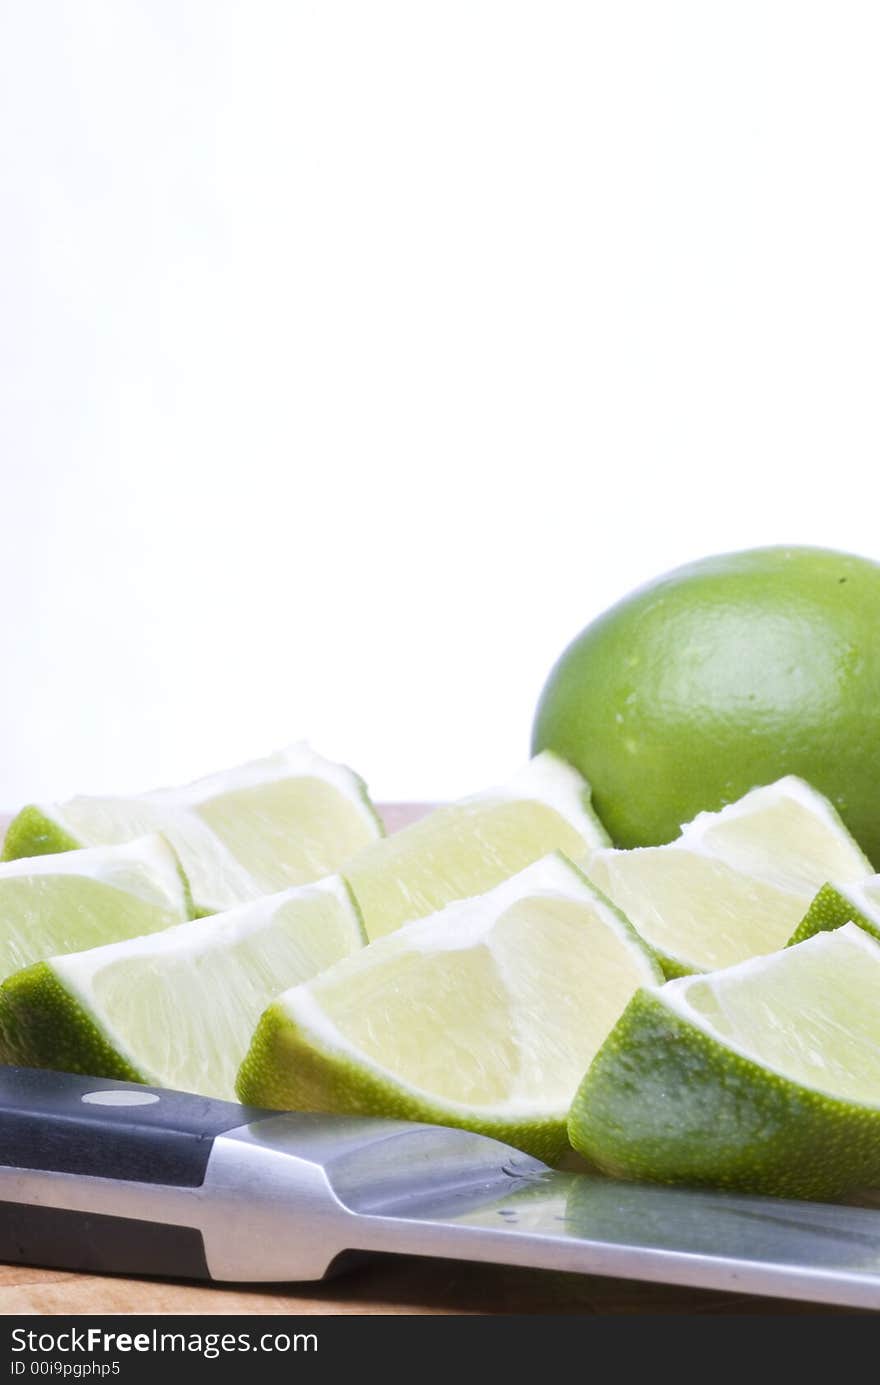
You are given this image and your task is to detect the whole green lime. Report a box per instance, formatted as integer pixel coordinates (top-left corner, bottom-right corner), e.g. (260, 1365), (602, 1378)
(532, 547), (880, 864)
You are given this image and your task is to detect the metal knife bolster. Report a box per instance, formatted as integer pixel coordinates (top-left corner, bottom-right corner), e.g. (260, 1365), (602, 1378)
(0, 1067), (549, 1282)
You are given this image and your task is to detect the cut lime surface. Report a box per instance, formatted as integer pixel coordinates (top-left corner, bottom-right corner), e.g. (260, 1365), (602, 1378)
(344, 752), (609, 940)
(237, 852), (661, 1160)
(0, 874), (365, 1100)
(570, 923), (880, 1199)
(586, 776), (871, 974)
(4, 744), (382, 914)
(0, 835), (192, 984)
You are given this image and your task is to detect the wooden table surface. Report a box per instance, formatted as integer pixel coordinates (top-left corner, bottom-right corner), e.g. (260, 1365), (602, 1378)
(0, 806), (858, 1316)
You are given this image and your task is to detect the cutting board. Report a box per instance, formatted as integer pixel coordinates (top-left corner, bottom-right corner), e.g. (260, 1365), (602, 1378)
(0, 804), (855, 1315)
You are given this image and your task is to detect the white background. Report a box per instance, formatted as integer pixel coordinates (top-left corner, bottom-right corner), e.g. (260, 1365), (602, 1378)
(1, 1), (878, 805)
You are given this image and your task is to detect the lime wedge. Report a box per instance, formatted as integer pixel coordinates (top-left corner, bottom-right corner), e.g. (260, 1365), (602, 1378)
(4, 744), (382, 915)
(0, 875), (365, 1100)
(344, 752), (609, 940)
(569, 923), (880, 1199)
(586, 776), (871, 974)
(236, 852), (661, 1160)
(0, 835), (192, 984)
(789, 876), (880, 946)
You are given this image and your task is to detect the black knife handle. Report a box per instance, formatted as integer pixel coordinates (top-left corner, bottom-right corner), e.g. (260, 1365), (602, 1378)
(0, 1067), (272, 1280)
(0, 1202), (214, 1279)
(0, 1066), (265, 1186)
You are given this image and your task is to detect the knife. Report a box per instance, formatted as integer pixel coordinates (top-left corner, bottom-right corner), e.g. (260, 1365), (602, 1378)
(2, 1066), (880, 1309)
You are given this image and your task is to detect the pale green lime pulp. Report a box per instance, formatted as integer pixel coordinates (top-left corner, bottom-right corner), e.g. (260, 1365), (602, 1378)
(7, 747), (384, 914)
(588, 851), (806, 972)
(687, 795), (871, 893)
(309, 892), (654, 1106)
(346, 800), (593, 940)
(55, 881), (363, 1099)
(587, 780), (872, 973)
(196, 777), (376, 891)
(49, 799), (165, 846)
(238, 855), (658, 1160)
(0, 874), (184, 984)
(685, 934), (880, 1104)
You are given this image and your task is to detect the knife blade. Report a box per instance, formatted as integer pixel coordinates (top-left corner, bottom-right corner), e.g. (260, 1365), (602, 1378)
(1, 1066), (879, 1309)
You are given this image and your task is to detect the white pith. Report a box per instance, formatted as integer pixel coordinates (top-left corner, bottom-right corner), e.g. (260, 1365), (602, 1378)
(680, 775), (872, 879)
(146, 741), (379, 836)
(35, 742), (382, 910)
(0, 834), (187, 911)
(827, 875), (880, 923)
(467, 752), (610, 852)
(52, 874), (355, 984)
